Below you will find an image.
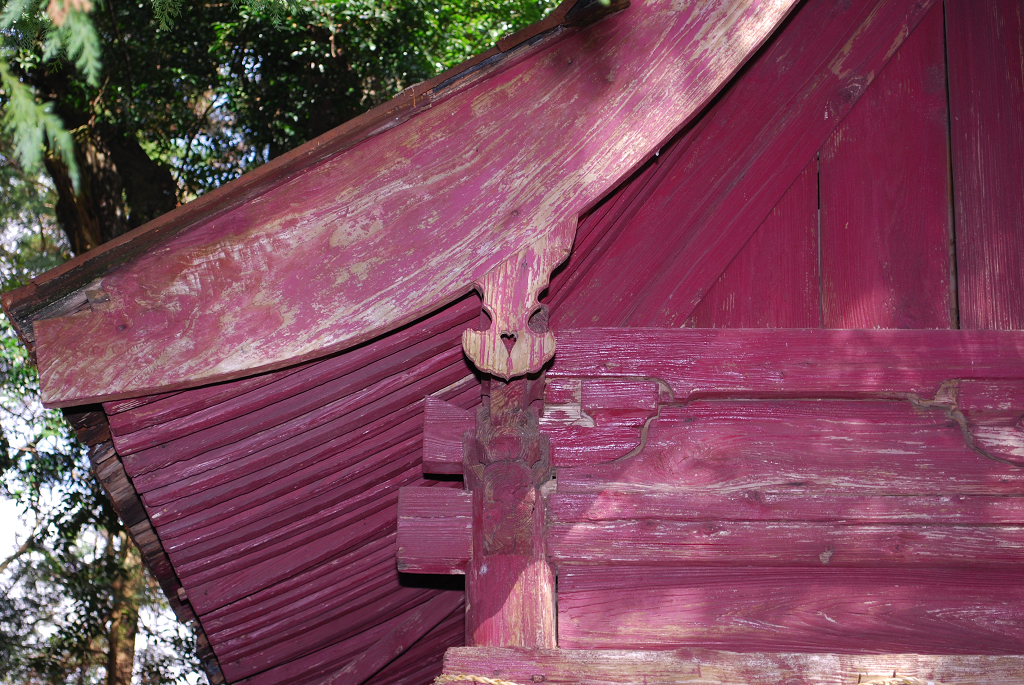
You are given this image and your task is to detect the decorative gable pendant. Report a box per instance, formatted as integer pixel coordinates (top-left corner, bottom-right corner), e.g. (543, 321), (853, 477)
(462, 218), (576, 379)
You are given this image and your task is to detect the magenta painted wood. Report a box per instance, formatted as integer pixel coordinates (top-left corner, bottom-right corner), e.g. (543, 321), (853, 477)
(688, 158), (820, 328)
(541, 378), (660, 466)
(201, 534), (397, 638)
(320, 591), (463, 685)
(820, 3), (953, 329)
(555, 401), (1024, 493)
(421, 396), (474, 475)
(107, 294), (476, 442)
(547, 328), (1024, 399)
(548, 521), (1024, 567)
(117, 331), (465, 462)
(151, 415), (423, 536)
(33, 0), (798, 406)
(396, 487), (472, 574)
(442, 647), (1024, 685)
(947, 0), (1024, 330)
(549, 490), (1024, 525)
(557, 566), (1024, 653)
(552, 0), (938, 330)
(163, 441), (420, 558)
(127, 349), (469, 489)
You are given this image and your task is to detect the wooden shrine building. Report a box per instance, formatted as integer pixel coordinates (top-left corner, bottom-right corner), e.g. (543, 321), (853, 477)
(5, 0), (1024, 682)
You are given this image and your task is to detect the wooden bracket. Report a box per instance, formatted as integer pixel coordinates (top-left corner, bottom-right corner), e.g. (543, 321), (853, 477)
(462, 218), (576, 380)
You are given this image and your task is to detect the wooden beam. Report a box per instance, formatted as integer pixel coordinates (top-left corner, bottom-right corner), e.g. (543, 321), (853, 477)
(397, 487), (473, 574)
(557, 566), (1024, 653)
(31, 0), (798, 406)
(465, 379), (556, 648)
(422, 397), (474, 475)
(547, 329), (1024, 401)
(442, 647), (1024, 684)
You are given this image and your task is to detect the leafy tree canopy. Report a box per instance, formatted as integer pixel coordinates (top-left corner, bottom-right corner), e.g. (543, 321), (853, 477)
(0, 0), (555, 681)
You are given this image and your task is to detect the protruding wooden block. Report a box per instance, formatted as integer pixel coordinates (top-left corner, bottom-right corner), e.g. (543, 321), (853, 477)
(422, 397), (475, 475)
(397, 487), (472, 574)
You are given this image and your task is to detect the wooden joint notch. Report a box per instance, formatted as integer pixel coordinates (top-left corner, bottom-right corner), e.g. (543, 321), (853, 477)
(462, 218), (576, 380)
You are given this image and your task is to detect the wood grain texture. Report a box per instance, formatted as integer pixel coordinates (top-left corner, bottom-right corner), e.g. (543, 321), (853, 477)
(687, 157), (820, 328)
(465, 382), (556, 649)
(0, 0), (598, 347)
(552, 0), (938, 329)
(557, 566), (1024, 653)
(947, 0), (1024, 330)
(548, 520), (1024, 567)
(820, 2), (953, 329)
(540, 377), (659, 466)
(397, 487), (472, 574)
(320, 591), (464, 685)
(555, 401), (1024, 493)
(106, 292), (477, 443)
(549, 488), (1024, 525)
(422, 396), (475, 475)
(443, 647), (1024, 684)
(462, 218), (574, 379)
(547, 329), (1024, 400)
(33, 0), (798, 406)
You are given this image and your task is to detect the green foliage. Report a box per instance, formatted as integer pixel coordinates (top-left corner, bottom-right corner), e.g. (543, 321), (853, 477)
(0, 0), (559, 681)
(0, 0), (103, 189)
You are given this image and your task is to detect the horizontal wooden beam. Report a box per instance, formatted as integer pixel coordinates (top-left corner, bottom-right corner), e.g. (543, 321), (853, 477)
(557, 566), (1024, 653)
(548, 329), (1024, 400)
(422, 397), (474, 475)
(397, 487), (472, 574)
(32, 0), (798, 406)
(442, 647), (1024, 684)
(548, 521), (1024, 567)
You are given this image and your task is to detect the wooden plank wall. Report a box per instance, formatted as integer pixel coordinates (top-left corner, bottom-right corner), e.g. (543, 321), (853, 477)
(542, 0), (1024, 658)
(544, 330), (1024, 654)
(549, 0), (1024, 332)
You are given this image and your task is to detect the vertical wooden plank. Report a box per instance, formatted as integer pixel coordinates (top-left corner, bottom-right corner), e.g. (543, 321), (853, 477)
(819, 3), (953, 330)
(687, 159), (820, 328)
(947, 0), (1024, 330)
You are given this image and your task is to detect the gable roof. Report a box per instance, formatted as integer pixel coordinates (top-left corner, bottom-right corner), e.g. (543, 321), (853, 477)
(6, 0), (794, 407)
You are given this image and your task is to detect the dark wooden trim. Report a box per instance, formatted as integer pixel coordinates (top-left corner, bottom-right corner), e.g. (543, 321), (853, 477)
(68, 409), (227, 684)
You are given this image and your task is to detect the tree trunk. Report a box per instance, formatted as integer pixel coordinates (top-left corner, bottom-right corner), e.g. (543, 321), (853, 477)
(44, 125), (176, 256)
(106, 533), (144, 685)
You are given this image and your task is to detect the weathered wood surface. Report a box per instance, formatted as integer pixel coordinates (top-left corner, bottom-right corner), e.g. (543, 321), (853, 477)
(540, 377), (659, 466)
(557, 566), (1024, 653)
(547, 329), (1024, 400)
(550, 489), (1024, 525)
(422, 396), (475, 475)
(819, 2), (953, 330)
(320, 591), (464, 685)
(687, 158), (820, 328)
(32, 0), (798, 406)
(947, 0), (1024, 330)
(549, 521), (1024, 567)
(0, 0), (616, 349)
(552, 0), (939, 329)
(465, 380), (556, 649)
(552, 401), (1024, 490)
(396, 487), (472, 574)
(462, 218), (574, 379)
(443, 647), (1024, 684)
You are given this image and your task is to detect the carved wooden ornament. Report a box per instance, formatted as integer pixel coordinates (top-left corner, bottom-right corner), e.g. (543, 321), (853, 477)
(462, 218), (576, 379)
